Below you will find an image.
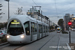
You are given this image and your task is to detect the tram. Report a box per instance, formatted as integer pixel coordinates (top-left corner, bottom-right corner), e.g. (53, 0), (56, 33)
(6, 15), (49, 44)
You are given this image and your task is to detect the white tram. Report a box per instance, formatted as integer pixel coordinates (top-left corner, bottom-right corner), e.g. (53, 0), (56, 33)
(6, 15), (49, 44)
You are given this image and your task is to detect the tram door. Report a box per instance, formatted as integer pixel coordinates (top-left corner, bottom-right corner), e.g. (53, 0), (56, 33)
(37, 24), (40, 39)
(31, 22), (37, 41)
(41, 25), (43, 37)
(38, 24), (43, 38)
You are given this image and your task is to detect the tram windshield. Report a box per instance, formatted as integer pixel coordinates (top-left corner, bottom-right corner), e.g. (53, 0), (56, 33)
(57, 29), (60, 31)
(7, 20), (24, 36)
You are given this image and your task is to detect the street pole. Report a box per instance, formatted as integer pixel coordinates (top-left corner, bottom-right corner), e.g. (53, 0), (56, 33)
(5, 0), (10, 20)
(8, 0), (9, 20)
(41, 11), (42, 21)
(68, 22), (72, 43)
(69, 29), (71, 43)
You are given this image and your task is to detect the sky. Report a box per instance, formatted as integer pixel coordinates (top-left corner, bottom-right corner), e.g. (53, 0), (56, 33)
(0, 0), (75, 24)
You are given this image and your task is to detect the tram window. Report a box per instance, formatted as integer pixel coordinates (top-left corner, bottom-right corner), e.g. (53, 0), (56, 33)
(46, 26), (47, 32)
(39, 24), (42, 33)
(7, 19), (24, 36)
(24, 21), (30, 35)
(31, 23), (37, 35)
(31, 23), (35, 32)
(47, 27), (48, 32)
(39, 25), (40, 33)
(48, 27), (49, 32)
(44, 26), (45, 33)
(46, 27), (48, 32)
(39, 25), (40, 32)
(42, 25), (44, 33)
(40, 25), (42, 33)
(46, 27), (47, 32)
(35, 23), (37, 32)
(45, 26), (46, 32)
(10, 24), (22, 27)
(41, 25), (43, 33)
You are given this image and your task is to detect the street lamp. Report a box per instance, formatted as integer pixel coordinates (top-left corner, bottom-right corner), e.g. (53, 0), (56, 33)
(5, 0), (10, 20)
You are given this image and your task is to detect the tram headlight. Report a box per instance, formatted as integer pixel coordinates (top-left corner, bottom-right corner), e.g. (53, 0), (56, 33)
(20, 35), (24, 38)
(7, 35), (10, 38)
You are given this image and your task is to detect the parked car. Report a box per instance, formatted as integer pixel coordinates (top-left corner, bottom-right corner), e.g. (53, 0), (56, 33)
(0, 30), (7, 38)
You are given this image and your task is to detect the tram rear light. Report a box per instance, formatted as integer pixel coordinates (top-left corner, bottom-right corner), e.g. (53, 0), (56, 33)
(20, 35), (24, 38)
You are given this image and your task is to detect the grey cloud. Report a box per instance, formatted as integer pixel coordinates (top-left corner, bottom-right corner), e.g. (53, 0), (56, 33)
(0, 0), (75, 23)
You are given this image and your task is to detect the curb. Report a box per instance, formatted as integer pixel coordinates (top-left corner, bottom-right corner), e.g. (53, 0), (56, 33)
(66, 43), (71, 50)
(0, 42), (8, 46)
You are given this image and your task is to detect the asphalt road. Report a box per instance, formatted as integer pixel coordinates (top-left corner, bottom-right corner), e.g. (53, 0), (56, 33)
(0, 31), (75, 50)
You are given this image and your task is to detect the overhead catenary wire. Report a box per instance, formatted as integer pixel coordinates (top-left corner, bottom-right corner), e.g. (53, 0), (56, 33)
(31, 0), (75, 17)
(55, 0), (58, 17)
(58, 2), (75, 14)
(54, 0), (75, 18)
(54, 1), (75, 16)
(32, 0), (37, 5)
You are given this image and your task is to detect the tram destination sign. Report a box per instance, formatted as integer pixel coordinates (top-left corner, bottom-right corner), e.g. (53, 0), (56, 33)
(11, 20), (20, 24)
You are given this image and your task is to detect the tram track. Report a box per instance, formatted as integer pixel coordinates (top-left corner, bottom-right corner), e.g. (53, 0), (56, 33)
(0, 42), (8, 46)
(0, 32), (57, 50)
(38, 33), (57, 50)
(38, 32), (61, 50)
(14, 35), (49, 50)
(14, 32), (61, 50)
(0, 43), (10, 49)
(13, 45), (25, 50)
(0, 44), (27, 50)
(0, 36), (49, 50)
(0, 42), (9, 49)
(0, 41), (28, 50)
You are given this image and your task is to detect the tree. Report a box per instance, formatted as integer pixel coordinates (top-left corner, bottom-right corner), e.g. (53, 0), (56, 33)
(0, 22), (7, 29)
(58, 19), (64, 32)
(50, 25), (54, 30)
(55, 25), (59, 29)
(3, 22), (8, 28)
(58, 19), (63, 26)
(0, 23), (3, 29)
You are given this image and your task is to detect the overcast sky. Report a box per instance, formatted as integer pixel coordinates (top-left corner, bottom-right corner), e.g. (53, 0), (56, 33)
(0, 0), (75, 24)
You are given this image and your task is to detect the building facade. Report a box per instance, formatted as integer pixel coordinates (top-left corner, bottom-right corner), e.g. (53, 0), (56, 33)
(64, 14), (70, 30)
(70, 17), (75, 29)
(64, 14), (75, 30)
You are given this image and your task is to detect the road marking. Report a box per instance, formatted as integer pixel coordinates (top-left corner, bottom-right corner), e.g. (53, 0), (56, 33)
(57, 33), (60, 50)
(66, 43), (71, 50)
